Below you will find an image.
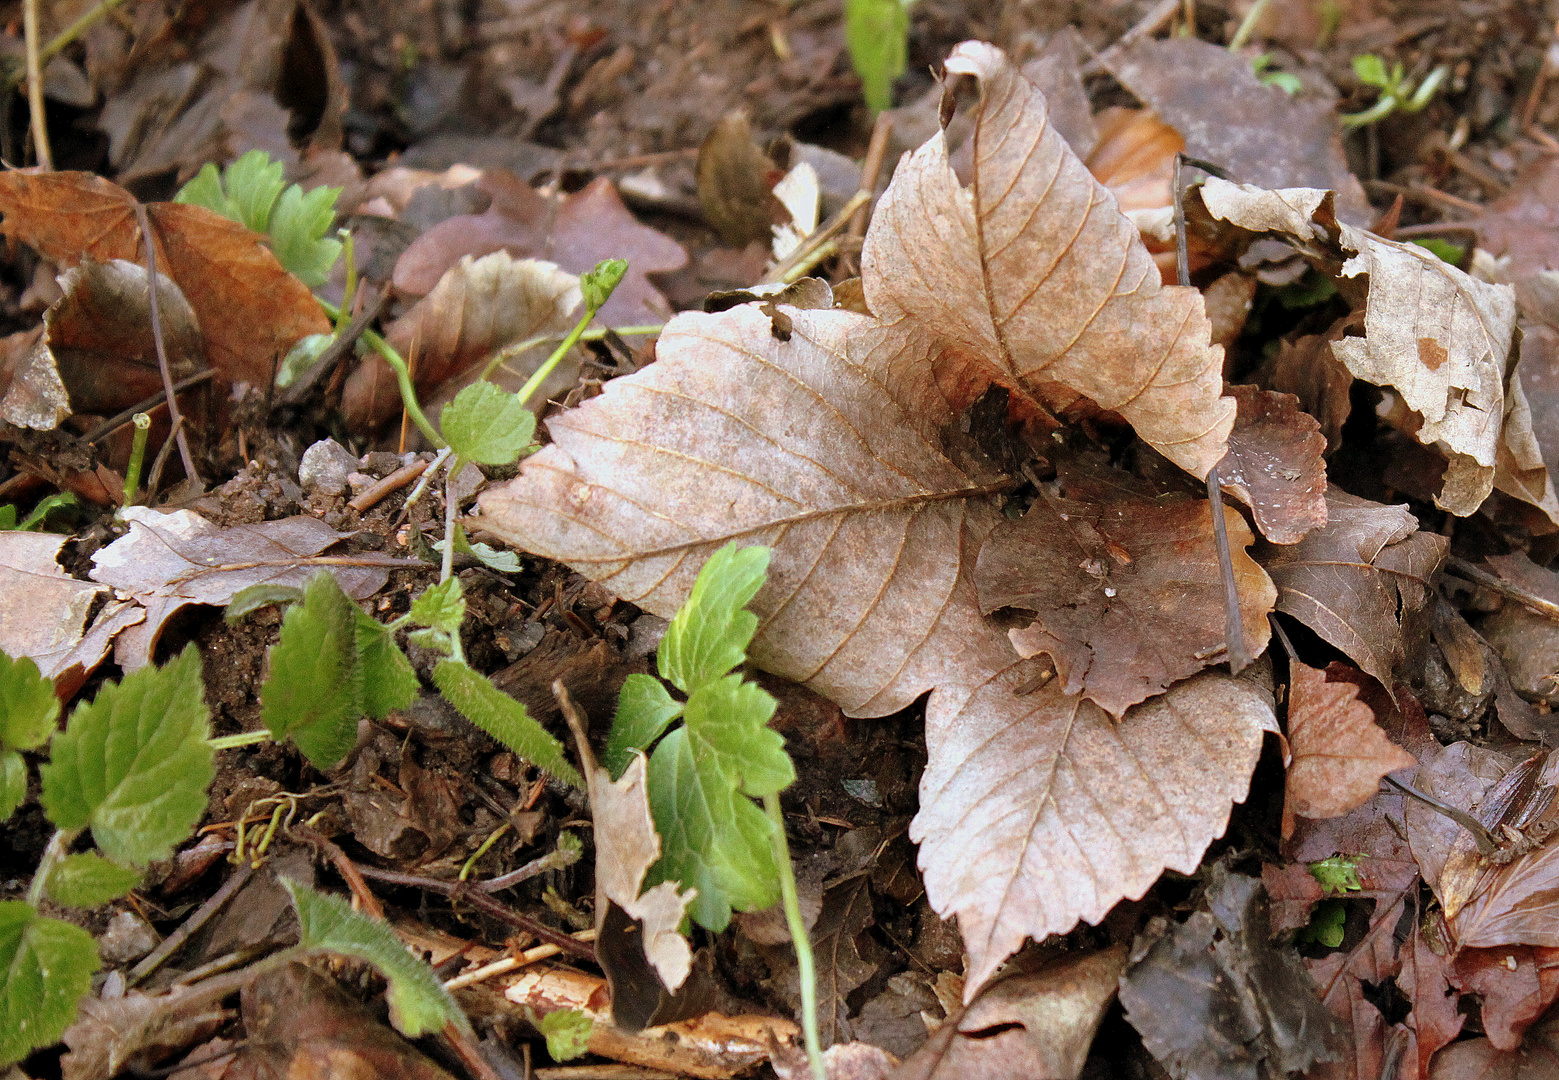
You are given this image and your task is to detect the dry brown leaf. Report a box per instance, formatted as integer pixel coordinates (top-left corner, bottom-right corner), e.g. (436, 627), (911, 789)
(892, 946), (1127, 1080)
(975, 480), (1274, 717)
(1282, 660), (1416, 837)
(1452, 945), (1559, 1051)
(1102, 37), (1370, 224)
(0, 170), (330, 390)
(0, 531), (141, 689)
(392, 172), (686, 329)
(1218, 383), (1328, 544)
(915, 668), (1273, 992)
(1255, 328), (1355, 454)
(1199, 176), (1559, 521)
(1475, 157), (1559, 278)
(1256, 490), (1446, 689)
(1428, 996), (1559, 1079)
(696, 110), (789, 248)
(861, 41), (1234, 480)
(344, 251), (581, 430)
(1398, 922), (1465, 1079)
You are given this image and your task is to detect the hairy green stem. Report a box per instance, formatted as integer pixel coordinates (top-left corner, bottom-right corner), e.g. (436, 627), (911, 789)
(26, 829), (74, 906)
(764, 793), (826, 1080)
(441, 456), (466, 585)
(514, 305), (602, 409)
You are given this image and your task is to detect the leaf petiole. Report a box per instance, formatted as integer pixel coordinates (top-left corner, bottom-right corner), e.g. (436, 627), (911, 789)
(319, 298), (445, 449)
(764, 793), (826, 1080)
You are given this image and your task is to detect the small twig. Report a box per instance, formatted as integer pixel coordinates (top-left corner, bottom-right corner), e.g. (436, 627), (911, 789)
(442, 930), (599, 991)
(22, 0), (50, 169)
(133, 204), (202, 485)
(760, 189), (871, 284)
(847, 112), (895, 242)
(128, 860), (254, 986)
(278, 284), (389, 405)
(1444, 555), (1559, 623)
(80, 369), (217, 447)
(1384, 775), (1499, 856)
(348, 458), (429, 514)
(143, 413), (185, 499)
(1082, 0), (1180, 76)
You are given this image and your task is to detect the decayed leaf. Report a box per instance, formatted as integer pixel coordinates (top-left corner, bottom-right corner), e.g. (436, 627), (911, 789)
(1256, 490), (1446, 689)
(918, 669), (1273, 993)
(1428, 998), (1559, 1079)
(1199, 176), (1559, 521)
(696, 110), (788, 248)
(393, 172), (686, 329)
(1475, 156), (1559, 278)
(1119, 864), (1341, 1080)
(0, 531), (141, 687)
(1452, 945), (1559, 1051)
(862, 41), (1234, 480)
(1302, 890), (1412, 1080)
(893, 946), (1127, 1080)
(1398, 922), (1465, 1079)
(0, 170), (329, 389)
(1219, 384), (1328, 544)
(345, 252), (581, 430)
(1283, 660), (1416, 836)
(1102, 37), (1370, 224)
(975, 480), (1274, 717)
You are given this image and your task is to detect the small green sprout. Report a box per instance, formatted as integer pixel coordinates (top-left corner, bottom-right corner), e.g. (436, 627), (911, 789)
(1251, 54), (1302, 96)
(845, 0), (915, 112)
(1340, 54), (1450, 129)
(1308, 854), (1364, 895)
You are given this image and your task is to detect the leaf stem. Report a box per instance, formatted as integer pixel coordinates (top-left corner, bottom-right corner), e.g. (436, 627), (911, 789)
(26, 828), (74, 906)
(122, 412), (151, 506)
(209, 730), (272, 751)
(515, 304), (600, 410)
(22, 0), (50, 169)
(320, 298), (445, 449)
(764, 793), (826, 1080)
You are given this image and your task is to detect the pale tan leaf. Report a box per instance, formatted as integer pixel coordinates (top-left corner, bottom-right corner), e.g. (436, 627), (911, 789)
(1199, 176), (1559, 521)
(861, 41), (1233, 480)
(914, 667), (1273, 993)
(477, 305), (1017, 718)
(1283, 661), (1416, 835)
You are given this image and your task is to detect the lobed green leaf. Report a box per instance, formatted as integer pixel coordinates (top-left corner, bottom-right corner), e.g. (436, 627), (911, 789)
(268, 184), (344, 288)
(431, 660), (582, 789)
(260, 570), (363, 770)
(39, 646), (213, 866)
(0, 751), (25, 822)
(354, 612), (419, 722)
(284, 879), (466, 1037)
(657, 543), (770, 695)
(0, 649), (58, 752)
(684, 674), (791, 798)
(44, 851), (142, 908)
(440, 382), (537, 466)
(604, 673), (683, 780)
(0, 903), (99, 1067)
(538, 1008), (593, 1061)
(409, 577), (467, 638)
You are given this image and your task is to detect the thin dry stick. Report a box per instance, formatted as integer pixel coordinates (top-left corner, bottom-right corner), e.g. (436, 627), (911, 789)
(847, 112), (895, 241)
(1173, 154), (1249, 673)
(133, 204), (202, 484)
(81, 369), (217, 446)
(347, 458), (430, 513)
(143, 414), (184, 499)
(22, 0), (51, 168)
(127, 860), (254, 986)
(1444, 556), (1559, 623)
(1082, 0), (1179, 75)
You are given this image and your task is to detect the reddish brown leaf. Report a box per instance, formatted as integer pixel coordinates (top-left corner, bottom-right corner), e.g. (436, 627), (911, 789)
(975, 480), (1274, 718)
(862, 42), (1234, 480)
(1256, 329), (1356, 455)
(1475, 157), (1559, 278)
(1219, 383), (1328, 543)
(1283, 660), (1416, 837)
(393, 172), (686, 328)
(1257, 490), (1446, 689)
(1398, 921), (1465, 1080)
(0, 170), (329, 389)
(1453, 945), (1559, 1051)
(1303, 892), (1409, 1080)
(1428, 1000), (1559, 1079)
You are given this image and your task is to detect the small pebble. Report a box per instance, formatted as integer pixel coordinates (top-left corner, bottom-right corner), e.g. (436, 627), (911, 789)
(299, 439), (357, 494)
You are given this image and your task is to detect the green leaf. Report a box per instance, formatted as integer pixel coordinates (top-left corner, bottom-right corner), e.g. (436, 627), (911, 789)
(845, 0), (911, 112)
(658, 543), (770, 694)
(605, 674), (683, 780)
(39, 645), (213, 866)
(0, 505), (15, 529)
(0, 649), (59, 752)
(538, 1008), (593, 1061)
(0, 751), (25, 822)
(44, 851), (142, 908)
(284, 880), (466, 1037)
(0, 904), (98, 1067)
(432, 527), (523, 574)
(1352, 53), (1389, 88)
(1308, 855), (1363, 895)
(221, 150), (288, 233)
(580, 258), (628, 312)
(260, 570), (363, 770)
(17, 492), (77, 531)
(224, 582), (305, 623)
(268, 184), (344, 288)
(440, 382), (537, 466)
(354, 612), (419, 721)
(173, 163), (242, 224)
(407, 627), (455, 655)
(1297, 898), (1348, 949)
(685, 674), (791, 797)
(409, 577), (466, 638)
(1412, 237), (1466, 265)
(431, 660), (582, 788)
(277, 333), (335, 387)
(645, 726), (779, 930)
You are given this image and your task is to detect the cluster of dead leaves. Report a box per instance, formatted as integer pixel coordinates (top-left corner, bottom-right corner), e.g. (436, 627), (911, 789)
(468, 37), (1538, 1006)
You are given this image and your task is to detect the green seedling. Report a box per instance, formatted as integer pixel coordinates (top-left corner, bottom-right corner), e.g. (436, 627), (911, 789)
(1251, 53), (1302, 96)
(846, 0), (915, 112)
(608, 542), (826, 1080)
(1308, 854), (1364, 895)
(1340, 54), (1450, 129)
(1296, 898), (1350, 949)
(1412, 237), (1467, 266)
(0, 491), (77, 532)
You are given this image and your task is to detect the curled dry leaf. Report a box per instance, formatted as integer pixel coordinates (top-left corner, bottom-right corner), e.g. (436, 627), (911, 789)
(0, 169), (329, 390)
(1282, 660), (1416, 837)
(862, 41), (1233, 480)
(344, 252), (581, 430)
(892, 946), (1127, 1080)
(1256, 490), (1446, 690)
(1198, 176), (1559, 521)
(975, 481), (1274, 718)
(1451, 945), (1559, 1051)
(1218, 383), (1328, 544)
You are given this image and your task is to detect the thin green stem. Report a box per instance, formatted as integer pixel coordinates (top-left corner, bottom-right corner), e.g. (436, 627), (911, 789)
(39, 0), (127, 67)
(338, 231), (357, 333)
(515, 306), (600, 409)
(764, 793), (826, 1080)
(322, 299), (445, 448)
(22, 0), (51, 169)
(122, 413), (151, 505)
(1226, 0), (1269, 50)
(441, 456), (466, 584)
(482, 323), (663, 384)
(26, 829), (75, 906)
(209, 730), (273, 751)
(459, 823), (511, 881)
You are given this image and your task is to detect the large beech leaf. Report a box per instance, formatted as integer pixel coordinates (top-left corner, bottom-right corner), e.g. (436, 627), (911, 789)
(975, 479), (1275, 718)
(862, 41), (1234, 480)
(1257, 491), (1446, 689)
(1198, 176), (1559, 521)
(916, 668), (1273, 992)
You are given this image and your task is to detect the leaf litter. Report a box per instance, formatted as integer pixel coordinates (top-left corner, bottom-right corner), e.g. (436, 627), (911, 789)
(12, 4), (1559, 1078)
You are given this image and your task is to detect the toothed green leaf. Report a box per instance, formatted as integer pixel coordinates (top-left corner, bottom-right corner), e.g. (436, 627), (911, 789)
(605, 673), (683, 780)
(539, 1008), (593, 1061)
(268, 183), (344, 288)
(0, 751), (25, 822)
(39, 645), (213, 865)
(44, 851), (142, 908)
(0, 649), (58, 752)
(581, 258), (627, 312)
(440, 382), (537, 466)
(0, 904), (98, 1067)
(658, 542), (769, 694)
(285, 880), (466, 1037)
(409, 577), (466, 638)
(261, 570), (363, 770)
(354, 612), (419, 721)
